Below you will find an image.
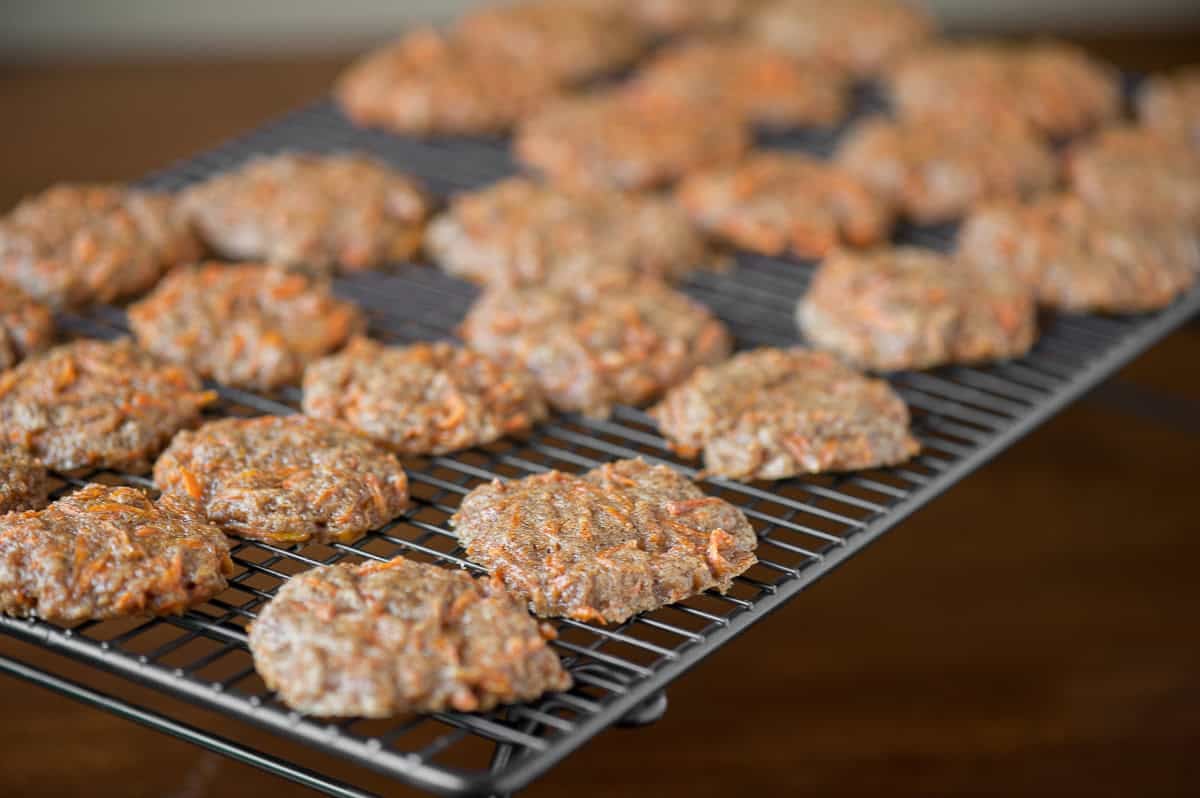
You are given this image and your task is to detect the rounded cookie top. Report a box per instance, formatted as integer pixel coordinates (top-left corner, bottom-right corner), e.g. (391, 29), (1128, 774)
(248, 557), (570, 717)
(181, 153), (431, 273)
(0, 484), (232, 624)
(797, 247), (1037, 371)
(451, 458), (758, 624)
(0, 338), (215, 474)
(748, 0), (936, 77)
(455, 1), (649, 84)
(459, 276), (732, 418)
(1067, 127), (1200, 228)
(590, 0), (762, 35)
(1138, 67), (1200, 150)
(154, 415), (409, 545)
(0, 449), (50, 515)
(427, 177), (708, 287)
(127, 263), (364, 392)
(676, 152), (893, 258)
(633, 37), (850, 129)
(302, 338), (547, 456)
(959, 194), (1200, 314)
(514, 88), (750, 191)
(335, 28), (564, 135)
(887, 40), (1120, 137)
(0, 183), (201, 309)
(0, 280), (55, 372)
(651, 348), (919, 480)
(836, 116), (1057, 225)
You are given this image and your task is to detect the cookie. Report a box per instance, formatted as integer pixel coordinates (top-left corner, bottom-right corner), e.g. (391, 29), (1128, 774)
(0, 281), (54, 372)
(514, 88), (750, 190)
(797, 247), (1037, 371)
(0, 184), (200, 308)
(127, 263), (364, 392)
(676, 152), (892, 258)
(837, 116), (1057, 224)
(427, 177), (707, 287)
(181, 153), (431, 273)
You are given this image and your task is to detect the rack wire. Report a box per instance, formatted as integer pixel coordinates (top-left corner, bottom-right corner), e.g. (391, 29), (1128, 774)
(2, 96), (1198, 798)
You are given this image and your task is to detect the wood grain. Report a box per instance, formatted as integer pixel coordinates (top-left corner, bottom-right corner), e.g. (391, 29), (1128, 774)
(1, 36), (1198, 797)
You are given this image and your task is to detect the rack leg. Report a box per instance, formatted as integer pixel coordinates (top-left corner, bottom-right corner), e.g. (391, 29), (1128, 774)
(616, 689), (668, 728)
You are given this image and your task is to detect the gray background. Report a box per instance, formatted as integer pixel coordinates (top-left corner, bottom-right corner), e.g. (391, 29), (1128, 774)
(3, 0), (1199, 60)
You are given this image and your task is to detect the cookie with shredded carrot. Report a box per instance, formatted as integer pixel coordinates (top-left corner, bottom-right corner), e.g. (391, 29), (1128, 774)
(748, 0), (936, 78)
(455, 1), (649, 84)
(155, 415), (409, 545)
(887, 40), (1120, 137)
(676, 152), (892, 258)
(180, 153), (431, 273)
(302, 338), (547, 456)
(0, 339), (215, 474)
(0, 484), (232, 624)
(633, 37), (849, 129)
(335, 28), (563, 135)
(959, 193), (1200, 314)
(451, 458), (758, 624)
(0, 281), (54, 372)
(0, 449), (50, 515)
(427, 177), (708, 287)
(127, 263), (364, 392)
(459, 276), (732, 418)
(651, 348), (919, 480)
(514, 88), (750, 191)
(1138, 67), (1200, 150)
(249, 557), (570, 716)
(587, 0), (762, 34)
(836, 116), (1057, 224)
(797, 247), (1037, 371)
(0, 183), (201, 309)
(1066, 127), (1200, 228)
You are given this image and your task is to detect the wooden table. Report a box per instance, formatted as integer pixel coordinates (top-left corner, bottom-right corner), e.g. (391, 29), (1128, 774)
(1, 37), (1198, 797)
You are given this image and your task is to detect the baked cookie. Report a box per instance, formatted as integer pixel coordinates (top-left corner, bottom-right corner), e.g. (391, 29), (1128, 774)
(748, 0), (936, 77)
(302, 338), (547, 456)
(451, 458), (758, 624)
(249, 557), (570, 716)
(181, 153), (431, 273)
(1138, 67), (1200, 150)
(837, 117), (1057, 224)
(651, 347), (919, 480)
(154, 415), (409, 545)
(0, 485), (232, 624)
(0, 449), (50, 515)
(797, 247), (1037, 371)
(676, 152), (892, 258)
(460, 276), (732, 418)
(514, 88), (750, 191)
(1067, 127), (1200, 228)
(335, 28), (563, 135)
(456, 1), (649, 84)
(0, 184), (200, 308)
(586, 0), (762, 34)
(427, 177), (707, 287)
(887, 40), (1121, 137)
(127, 263), (364, 392)
(0, 281), (54, 371)
(959, 194), (1199, 314)
(0, 339), (215, 473)
(634, 37), (849, 129)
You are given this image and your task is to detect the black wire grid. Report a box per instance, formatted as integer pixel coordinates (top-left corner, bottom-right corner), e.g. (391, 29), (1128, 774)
(1, 97), (1198, 798)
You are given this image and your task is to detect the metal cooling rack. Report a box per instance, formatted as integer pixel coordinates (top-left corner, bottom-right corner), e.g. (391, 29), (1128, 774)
(2, 97), (1199, 798)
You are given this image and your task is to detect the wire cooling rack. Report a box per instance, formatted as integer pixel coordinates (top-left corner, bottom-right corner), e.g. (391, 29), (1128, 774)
(2, 96), (1199, 798)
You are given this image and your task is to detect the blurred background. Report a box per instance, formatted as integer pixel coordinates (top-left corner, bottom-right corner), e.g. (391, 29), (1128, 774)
(1, 2), (1198, 797)
(3, 0), (1200, 59)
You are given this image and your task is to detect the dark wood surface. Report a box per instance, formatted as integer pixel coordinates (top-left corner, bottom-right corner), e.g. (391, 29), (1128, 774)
(1, 37), (1198, 797)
